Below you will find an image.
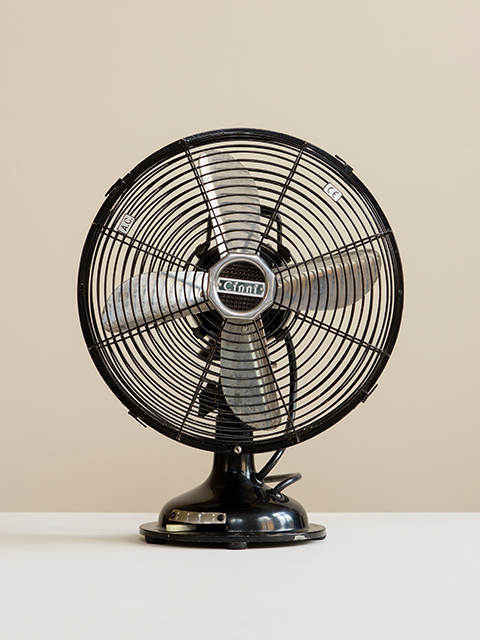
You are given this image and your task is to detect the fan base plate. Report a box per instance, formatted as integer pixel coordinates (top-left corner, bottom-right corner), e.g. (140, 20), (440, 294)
(139, 522), (326, 549)
(139, 452), (326, 549)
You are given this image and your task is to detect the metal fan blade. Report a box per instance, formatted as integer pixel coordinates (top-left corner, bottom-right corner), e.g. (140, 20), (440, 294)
(275, 248), (381, 311)
(220, 321), (282, 428)
(102, 270), (208, 334)
(198, 152), (263, 256)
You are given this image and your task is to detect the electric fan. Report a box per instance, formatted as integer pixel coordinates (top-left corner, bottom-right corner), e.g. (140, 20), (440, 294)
(78, 128), (403, 549)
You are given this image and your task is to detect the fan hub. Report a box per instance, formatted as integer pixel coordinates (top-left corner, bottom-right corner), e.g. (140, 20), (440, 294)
(208, 253), (275, 321)
(217, 261), (265, 312)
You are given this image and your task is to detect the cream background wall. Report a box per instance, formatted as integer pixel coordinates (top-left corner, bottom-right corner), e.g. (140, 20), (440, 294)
(1, 0), (479, 512)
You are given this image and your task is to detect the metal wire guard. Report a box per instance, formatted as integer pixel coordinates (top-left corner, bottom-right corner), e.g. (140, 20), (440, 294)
(78, 129), (403, 453)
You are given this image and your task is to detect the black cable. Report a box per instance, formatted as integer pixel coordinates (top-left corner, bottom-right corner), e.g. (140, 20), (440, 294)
(256, 448), (285, 482)
(256, 330), (298, 483)
(264, 472), (302, 496)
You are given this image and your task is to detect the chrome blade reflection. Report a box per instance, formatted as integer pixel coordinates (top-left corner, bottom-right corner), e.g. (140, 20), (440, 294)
(102, 270), (208, 334)
(275, 248), (381, 312)
(221, 320), (282, 428)
(198, 152), (263, 256)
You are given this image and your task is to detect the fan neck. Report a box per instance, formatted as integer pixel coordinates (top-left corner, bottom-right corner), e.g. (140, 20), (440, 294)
(209, 452), (259, 487)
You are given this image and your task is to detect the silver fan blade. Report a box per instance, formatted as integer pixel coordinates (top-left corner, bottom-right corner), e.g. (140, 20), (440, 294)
(102, 270), (208, 334)
(221, 321), (282, 428)
(275, 248), (381, 311)
(198, 152), (263, 256)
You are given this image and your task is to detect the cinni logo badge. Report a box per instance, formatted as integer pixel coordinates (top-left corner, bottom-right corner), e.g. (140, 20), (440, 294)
(217, 278), (265, 298)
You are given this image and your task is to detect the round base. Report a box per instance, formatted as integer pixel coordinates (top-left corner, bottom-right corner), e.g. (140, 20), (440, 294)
(140, 452), (326, 548)
(139, 522), (326, 549)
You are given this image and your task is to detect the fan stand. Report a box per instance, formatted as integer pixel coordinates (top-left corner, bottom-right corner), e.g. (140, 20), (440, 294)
(140, 452), (326, 549)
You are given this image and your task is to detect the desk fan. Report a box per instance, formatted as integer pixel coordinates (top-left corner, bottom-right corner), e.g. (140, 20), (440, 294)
(78, 128), (403, 549)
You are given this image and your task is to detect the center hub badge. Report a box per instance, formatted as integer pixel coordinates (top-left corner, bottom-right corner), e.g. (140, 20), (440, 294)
(217, 278), (265, 298)
(208, 253), (275, 321)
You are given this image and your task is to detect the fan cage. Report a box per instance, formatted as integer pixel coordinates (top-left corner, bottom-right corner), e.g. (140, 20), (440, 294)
(78, 128), (403, 454)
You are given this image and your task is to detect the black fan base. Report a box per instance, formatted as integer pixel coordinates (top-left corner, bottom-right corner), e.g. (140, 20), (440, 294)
(139, 452), (326, 549)
(140, 522), (326, 549)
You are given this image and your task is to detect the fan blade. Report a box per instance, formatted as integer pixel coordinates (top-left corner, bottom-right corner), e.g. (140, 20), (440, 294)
(102, 270), (208, 334)
(220, 321), (282, 428)
(275, 248), (381, 311)
(198, 152), (263, 256)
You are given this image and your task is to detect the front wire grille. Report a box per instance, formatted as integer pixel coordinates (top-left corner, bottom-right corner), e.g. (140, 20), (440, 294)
(78, 129), (403, 454)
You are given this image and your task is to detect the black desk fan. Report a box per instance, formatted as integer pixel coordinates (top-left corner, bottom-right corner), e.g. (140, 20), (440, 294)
(78, 128), (403, 549)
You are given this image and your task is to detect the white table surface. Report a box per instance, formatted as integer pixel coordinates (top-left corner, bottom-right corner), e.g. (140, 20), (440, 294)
(1, 512), (479, 639)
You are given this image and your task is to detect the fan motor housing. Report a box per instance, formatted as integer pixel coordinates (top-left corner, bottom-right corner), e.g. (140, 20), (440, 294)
(208, 253), (275, 321)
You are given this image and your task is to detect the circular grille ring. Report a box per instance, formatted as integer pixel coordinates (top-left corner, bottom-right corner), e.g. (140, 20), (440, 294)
(78, 128), (403, 453)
